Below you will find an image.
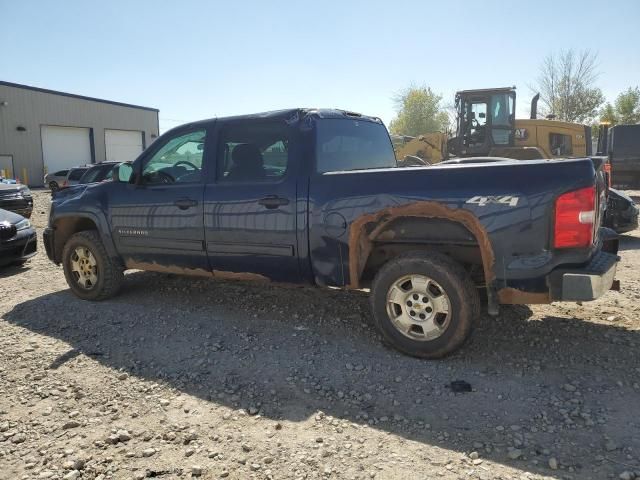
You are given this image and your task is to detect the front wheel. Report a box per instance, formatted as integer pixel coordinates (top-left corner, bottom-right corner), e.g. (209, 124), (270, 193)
(371, 251), (479, 359)
(49, 181), (59, 192)
(62, 231), (123, 300)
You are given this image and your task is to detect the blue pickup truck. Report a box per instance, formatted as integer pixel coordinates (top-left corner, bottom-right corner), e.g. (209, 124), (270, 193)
(44, 109), (619, 358)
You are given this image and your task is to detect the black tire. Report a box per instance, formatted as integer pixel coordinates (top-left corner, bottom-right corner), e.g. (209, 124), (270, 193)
(62, 230), (123, 301)
(49, 181), (59, 192)
(370, 251), (479, 359)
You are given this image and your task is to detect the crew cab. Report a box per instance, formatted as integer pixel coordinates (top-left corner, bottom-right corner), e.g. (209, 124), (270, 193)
(43, 109), (619, 358)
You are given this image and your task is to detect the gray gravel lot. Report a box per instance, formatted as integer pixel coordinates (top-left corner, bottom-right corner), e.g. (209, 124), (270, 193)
(0, 190), (639, 480)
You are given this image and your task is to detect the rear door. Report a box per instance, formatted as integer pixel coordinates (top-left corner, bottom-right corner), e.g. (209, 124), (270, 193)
(202, 119), (300, 281)
(109, 125), (210, 271)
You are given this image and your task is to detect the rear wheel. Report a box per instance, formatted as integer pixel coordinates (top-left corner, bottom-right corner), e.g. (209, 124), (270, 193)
(49, 181), (59, 192)
(371, 251), (479, 358)
(62, 231), (123, 300)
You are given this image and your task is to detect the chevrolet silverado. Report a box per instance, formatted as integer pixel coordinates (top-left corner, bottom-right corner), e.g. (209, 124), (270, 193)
(44, 109), (619, 358)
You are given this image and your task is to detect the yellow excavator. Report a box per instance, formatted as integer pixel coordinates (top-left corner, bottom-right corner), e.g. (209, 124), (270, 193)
(394, 87), (593, 164)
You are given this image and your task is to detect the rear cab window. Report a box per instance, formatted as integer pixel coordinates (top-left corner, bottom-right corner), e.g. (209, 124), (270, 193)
(315, 119), (396, 173)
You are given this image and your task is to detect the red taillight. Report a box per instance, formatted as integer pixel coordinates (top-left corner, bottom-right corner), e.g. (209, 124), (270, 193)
(554, 186), (596, 249)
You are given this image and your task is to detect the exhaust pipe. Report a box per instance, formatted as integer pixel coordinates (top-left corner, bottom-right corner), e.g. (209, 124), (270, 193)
(530, 93), (540, 119)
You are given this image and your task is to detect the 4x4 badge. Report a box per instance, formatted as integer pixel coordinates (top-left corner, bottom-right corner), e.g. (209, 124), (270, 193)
(466, 195), (519, 207)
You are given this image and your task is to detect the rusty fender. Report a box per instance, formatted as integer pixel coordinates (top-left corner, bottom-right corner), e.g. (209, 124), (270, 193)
(347, 201), (495, 289)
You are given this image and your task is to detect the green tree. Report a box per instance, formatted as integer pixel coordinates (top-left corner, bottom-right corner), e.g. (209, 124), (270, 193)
(614, 87), (640, 124)
(535, 49), (604, 123)
(389, 86), (449, 136)
(600, 103), (618, 124)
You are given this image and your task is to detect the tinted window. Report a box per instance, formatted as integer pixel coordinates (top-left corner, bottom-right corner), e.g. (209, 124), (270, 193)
(217, 122), (289, 183)
(490, 93), (514, 145)
(490, 93), (513, 127)
(142, 130), (206, 184)
(54, 170), (69, 176)
(315, 119), (396, 173)
(68, 168), (88, 180)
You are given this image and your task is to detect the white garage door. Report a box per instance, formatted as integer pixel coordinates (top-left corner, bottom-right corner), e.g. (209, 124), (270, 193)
(41, 126), (91, 174)
(105, 129), (143, 163)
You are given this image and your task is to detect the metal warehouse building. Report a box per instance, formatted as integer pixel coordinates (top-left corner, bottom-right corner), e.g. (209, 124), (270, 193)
(0, 81), (159, 186)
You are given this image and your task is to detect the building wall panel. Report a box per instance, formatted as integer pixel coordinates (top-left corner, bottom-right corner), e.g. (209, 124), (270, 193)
(0, 82), (159, 185)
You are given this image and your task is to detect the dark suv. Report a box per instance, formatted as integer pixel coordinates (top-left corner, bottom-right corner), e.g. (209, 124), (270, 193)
(0, 183), (33, 218)
(78, 162), (121, 185)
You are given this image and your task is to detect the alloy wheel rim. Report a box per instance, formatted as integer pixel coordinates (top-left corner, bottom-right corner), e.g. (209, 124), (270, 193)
(385, 274), (451, 341)
(70, 246), (98, 289)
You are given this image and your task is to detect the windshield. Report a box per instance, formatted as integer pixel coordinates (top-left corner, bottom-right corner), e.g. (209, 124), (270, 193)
(79, 164), (116, 184)
(315, 119), (396, 173)
(68, 168), (88, 181)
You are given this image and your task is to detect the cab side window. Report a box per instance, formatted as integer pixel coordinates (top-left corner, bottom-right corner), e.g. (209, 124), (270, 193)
(550, 133), (573, 156)
(464, 101), (487, 147)
(217, 122), (289, 183)
(142, 130), (206, 185)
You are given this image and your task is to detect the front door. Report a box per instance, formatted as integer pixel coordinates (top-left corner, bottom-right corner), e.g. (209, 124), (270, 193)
(109, 127), (209, 272)
(203, 120), (300, 282)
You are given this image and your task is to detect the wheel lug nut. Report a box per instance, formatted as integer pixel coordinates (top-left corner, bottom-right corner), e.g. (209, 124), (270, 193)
(409, 310), (416, 316)
(425, 307), (433, 313)
(413, 294), (419, 300)
(406, 301), (412, 307)
(422, 297), (428, 303)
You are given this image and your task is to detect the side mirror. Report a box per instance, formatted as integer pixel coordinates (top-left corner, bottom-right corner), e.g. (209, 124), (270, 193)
(112, 163), (134, 183)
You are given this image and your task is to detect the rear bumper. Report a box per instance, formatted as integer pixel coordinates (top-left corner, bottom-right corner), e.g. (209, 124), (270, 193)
(548, 250), (619, 301)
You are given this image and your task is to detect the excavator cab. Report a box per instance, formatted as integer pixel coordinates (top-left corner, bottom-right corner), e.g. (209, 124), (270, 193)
(449, 87), (516, 157)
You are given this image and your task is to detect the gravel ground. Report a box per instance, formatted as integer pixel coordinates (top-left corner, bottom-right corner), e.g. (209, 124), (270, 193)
(0, 190), (639, 480)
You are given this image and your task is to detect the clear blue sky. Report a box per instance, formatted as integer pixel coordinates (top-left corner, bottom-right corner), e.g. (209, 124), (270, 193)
(1, 0), (639, 132)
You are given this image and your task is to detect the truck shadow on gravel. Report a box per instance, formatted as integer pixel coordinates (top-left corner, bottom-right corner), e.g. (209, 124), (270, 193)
(0, 262), (33, 278)
(5, 272), (640, 479)
(619, 233), (640, 251)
